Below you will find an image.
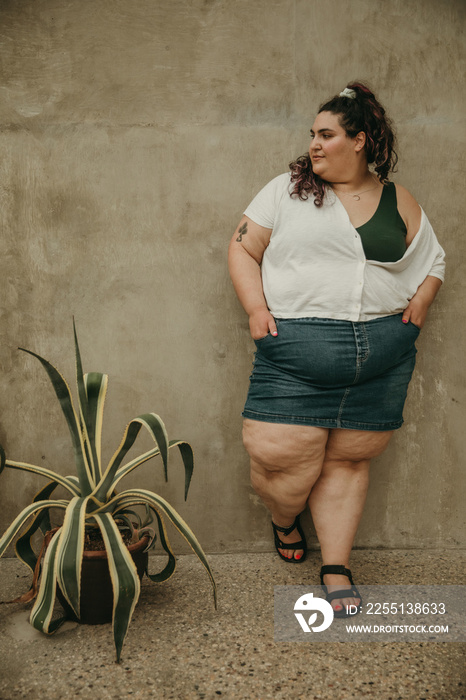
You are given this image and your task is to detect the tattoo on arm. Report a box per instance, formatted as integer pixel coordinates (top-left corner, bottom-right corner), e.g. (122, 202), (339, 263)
(236, 222), (248, 242)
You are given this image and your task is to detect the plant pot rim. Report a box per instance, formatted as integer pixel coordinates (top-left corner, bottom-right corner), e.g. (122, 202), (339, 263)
(83, 533), (150, 560)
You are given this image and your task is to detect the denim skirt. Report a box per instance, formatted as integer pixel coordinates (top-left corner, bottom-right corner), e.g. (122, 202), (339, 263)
(242, 314), (420, 431)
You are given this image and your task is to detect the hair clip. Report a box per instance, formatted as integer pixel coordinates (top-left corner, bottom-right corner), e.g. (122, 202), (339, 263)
(339, 87), (357, 99)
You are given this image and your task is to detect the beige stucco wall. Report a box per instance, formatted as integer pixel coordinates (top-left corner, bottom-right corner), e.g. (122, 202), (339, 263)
(0, 0), (464, 553)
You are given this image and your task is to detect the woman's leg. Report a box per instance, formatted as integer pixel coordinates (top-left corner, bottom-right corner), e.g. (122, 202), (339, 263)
(243, 418), (328, 560)
(308, 428), (393, 610)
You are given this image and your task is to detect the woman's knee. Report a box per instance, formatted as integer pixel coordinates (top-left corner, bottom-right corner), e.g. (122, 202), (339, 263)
(319, 458), (371, 477)
(250, 455), (320, 506)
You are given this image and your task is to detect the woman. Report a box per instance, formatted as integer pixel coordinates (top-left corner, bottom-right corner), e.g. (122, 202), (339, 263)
(228, 82), (445, 617)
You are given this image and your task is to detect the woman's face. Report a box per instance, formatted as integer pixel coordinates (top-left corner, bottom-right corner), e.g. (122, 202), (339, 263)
(309, 111), (365, 182)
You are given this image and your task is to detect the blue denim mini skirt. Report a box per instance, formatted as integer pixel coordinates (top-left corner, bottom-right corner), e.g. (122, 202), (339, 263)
(242, 314), (420, 431)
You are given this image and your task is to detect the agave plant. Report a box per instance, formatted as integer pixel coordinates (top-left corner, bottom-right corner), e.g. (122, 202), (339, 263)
(0, 322), (216, 661)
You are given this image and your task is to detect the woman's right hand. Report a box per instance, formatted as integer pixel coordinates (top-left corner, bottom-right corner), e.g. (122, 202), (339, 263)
(249, 308), (278, 340)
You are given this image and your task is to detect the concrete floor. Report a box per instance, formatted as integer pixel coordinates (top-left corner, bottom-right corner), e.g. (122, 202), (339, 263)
(0, 550), (464, 700)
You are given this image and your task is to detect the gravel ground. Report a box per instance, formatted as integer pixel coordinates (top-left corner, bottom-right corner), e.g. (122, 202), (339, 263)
(0, 550), (464, 700)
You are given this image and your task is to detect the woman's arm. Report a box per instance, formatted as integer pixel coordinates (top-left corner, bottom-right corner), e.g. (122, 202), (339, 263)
(228, 215), (277, 339)
(396, 185), (443, 328)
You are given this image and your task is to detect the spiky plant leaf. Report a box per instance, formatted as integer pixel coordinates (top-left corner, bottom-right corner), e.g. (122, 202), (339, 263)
(112, 439), (193, 500)
(93, 413), (169, 503)
(113, 512), (141, 535)
(0, 500), (68, 558)
(2, 459), (80, 496)
(73, 319), (93, 474)
(30, 529), (67, 634)
(15, 481), (58, 574)
(169, 440), (194, 501)
(144, 508), (176, 583)
(93, 512), (141, 663)
(55, 496), (90, 617)
(18, 348), (93, 494)
(73, 322), (108, 484)
(84, 372), (108, 478)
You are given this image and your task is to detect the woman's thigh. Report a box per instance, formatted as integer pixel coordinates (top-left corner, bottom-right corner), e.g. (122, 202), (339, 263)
(324, 428), (394, 463)
(242, 418), (328, 471)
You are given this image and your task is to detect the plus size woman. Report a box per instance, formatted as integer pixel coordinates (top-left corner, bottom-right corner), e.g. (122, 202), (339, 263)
(228, 82), (445, 616)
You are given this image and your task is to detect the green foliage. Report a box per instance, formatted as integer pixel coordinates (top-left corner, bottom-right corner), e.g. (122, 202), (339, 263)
(0, 321), (216, 662)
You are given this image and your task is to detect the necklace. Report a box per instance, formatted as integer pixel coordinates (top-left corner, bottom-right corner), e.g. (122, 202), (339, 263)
(332, 176), (379, 201)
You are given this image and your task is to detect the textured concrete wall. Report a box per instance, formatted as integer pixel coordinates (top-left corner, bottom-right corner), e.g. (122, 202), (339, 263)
(0, 0), (464, 553)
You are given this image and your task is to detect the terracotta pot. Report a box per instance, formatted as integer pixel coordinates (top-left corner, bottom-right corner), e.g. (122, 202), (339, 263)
(58, 534), (150, 625)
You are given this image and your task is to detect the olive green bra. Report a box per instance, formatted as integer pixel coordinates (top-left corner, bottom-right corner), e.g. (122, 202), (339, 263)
(356, 182), (407, 262)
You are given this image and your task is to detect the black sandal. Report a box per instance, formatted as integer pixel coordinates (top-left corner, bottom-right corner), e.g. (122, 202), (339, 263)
(272, 515), (307, 563)
(320, 565), (362, 618)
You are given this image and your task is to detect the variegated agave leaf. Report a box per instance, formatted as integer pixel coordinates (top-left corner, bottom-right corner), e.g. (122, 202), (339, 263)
(111, 439), (194, 501)
(84, 372), (108, 480)
(0, 500), (68, 559)
(92, 512), (141, 663)
(55, 496), (90, 617)
(1, 459), (79, 496)
(143, 508), (176, 582)
(15, 480), (58, 574)
(18, 347), (94, 495)
(73, 319), (109, 484)
(93, 413), (170, 503)
(30, 529), (67, 634)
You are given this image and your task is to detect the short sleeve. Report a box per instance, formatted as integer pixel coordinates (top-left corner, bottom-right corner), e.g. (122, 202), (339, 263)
(243, 173), (291, 229)
(427, 244), (446, 282)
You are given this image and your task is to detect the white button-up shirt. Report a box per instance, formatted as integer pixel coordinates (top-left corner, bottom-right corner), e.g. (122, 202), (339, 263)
(244, 173), (445, 322)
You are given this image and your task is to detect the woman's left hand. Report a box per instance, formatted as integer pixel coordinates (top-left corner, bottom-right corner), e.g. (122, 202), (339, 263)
(402, 275), (443, 329)
(402, 298), (429, 329)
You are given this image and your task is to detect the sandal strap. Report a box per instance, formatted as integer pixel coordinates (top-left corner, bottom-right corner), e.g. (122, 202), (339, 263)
(325, 587), (361, 604)
(275, 537), (306, 550)
(320, 565), (354, 585)
(271, 516), (299, 537)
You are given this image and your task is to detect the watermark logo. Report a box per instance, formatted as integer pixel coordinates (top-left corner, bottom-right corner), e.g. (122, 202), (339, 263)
(293, 592), (334, 633)
(275, 585), (466, 642)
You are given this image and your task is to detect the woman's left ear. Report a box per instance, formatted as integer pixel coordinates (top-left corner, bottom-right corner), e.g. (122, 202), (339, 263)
(355, 131), (366, 152)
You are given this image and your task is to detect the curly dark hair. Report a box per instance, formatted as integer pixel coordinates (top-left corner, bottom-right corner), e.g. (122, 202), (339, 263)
(289, 82), (398, 207)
